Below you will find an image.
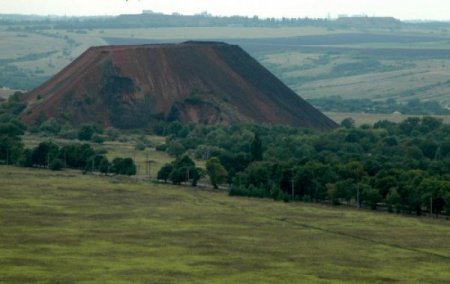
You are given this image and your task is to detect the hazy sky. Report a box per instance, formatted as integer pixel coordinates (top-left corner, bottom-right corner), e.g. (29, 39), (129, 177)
(1, 0), (450, 20)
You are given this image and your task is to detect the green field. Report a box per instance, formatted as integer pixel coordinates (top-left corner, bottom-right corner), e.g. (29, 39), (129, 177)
(0, 166), (449, 283)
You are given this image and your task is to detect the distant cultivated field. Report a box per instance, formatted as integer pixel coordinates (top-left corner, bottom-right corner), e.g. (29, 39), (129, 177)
(258, 48), (450, 107)
(0, 88), (15, 98)
(90, 26), (343, 40)
(325, 111), (450, 125)
(0, 166), (449, 283)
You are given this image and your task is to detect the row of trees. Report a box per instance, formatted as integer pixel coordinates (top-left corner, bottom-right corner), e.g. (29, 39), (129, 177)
(308, 96), (450, 115)
(0, 93), (138, 176)
(8, 139), (137, 175)
(157, 155), (228, 189)
(155, 117), (450, 216)
(0, 114), (136, 176)
(4, 13), (333, 30)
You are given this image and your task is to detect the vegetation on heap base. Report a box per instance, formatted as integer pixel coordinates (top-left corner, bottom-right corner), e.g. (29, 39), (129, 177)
(0, 93), (137, 176)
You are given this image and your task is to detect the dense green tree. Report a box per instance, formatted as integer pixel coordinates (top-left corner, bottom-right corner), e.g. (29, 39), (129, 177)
(386, 188), (402, 213)
(78, 125), (95, 141)
(206, 157), (228, 189)
(341, 117), (355, 129)
(418, 178), (449, 216)
(59, 144), (95, 169)
(31, 141), (59, 167)
(250, 132), (263, 162)
(166, 140), (186, 157)
(360, 184), (381, 209)
(421, 116), (442, 133)
(158, 155), (198, 185)
(111, 157), (136, 176)
(49, 158), (64, 171)
(19, 148), (33, 167)
(77, 123), (103, 141)
(157, 164), (173, 183)
(190, 167), (205, 187)
(0, 119), (25, 164)
(334, 179), (355, 204)
(38, 118), (63, 135)
(99, 158), (111, 175)
(339, 161), (365, 181)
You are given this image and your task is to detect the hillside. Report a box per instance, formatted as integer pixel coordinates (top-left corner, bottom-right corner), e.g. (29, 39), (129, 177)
(21, 42), (336, 130)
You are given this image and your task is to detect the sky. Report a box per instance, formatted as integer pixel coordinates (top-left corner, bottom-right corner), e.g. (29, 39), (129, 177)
(1, 0), (450, 21)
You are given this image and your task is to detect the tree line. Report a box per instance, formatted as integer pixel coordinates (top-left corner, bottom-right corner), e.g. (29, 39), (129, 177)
(0, 101), (136, 175)
(308, 96), (450, 116)
(155, 118), (450, 217)
(2, 92), (449, 216)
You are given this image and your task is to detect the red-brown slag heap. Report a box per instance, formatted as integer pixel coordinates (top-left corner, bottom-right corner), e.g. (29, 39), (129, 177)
(22, 42), (337, 130)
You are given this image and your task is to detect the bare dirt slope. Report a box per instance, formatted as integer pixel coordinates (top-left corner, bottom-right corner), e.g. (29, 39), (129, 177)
(22, 42), (337, 130)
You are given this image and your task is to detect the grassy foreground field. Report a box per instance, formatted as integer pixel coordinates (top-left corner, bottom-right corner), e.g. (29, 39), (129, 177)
(0, 166), (449, 283)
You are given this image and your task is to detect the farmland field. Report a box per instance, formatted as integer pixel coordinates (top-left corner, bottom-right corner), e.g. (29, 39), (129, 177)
(324, 111), (450, 126)
(89, 26), (343, 40)
(257, 45), (450, 107)
(0, 166), (449, 283)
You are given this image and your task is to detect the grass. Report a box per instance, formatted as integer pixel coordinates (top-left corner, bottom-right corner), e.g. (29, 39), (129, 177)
(0, 166), (449, 283)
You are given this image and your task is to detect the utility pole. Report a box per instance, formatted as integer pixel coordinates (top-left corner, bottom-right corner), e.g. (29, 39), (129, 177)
(291, 178), (294, 201)
(149, 161), (152, 180)
(146, 151), (149, 178)
(430, 196), (433, 217)
(357, 186), (360, 209)
(6, 149), (9, 165)
(186, 167), (190, 183)
(47, 153), (50, 168)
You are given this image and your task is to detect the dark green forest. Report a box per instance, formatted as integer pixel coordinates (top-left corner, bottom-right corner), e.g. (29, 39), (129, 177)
(155, 118), (450, 216)
(0, 93), (136, 175)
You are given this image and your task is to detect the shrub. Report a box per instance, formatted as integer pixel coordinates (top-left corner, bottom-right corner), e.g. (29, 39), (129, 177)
(92, 134), (106, 144)
(155, 144), (168, 152)
(49, 158), (64, 171)
(78, 125), (94, 141)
